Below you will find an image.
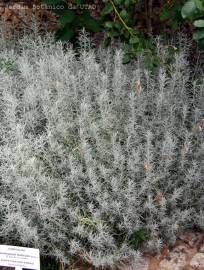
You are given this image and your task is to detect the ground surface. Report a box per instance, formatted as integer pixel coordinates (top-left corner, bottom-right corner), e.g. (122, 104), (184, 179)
(118, 230), (204, 270)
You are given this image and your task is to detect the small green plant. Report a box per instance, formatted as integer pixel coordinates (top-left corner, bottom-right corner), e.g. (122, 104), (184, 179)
(128, 229), (149, 250)
(79, 216), (98, 229)
(101, 0), (148, 63)
(0, 58), (16, 73)
(181, 0), (204, 48)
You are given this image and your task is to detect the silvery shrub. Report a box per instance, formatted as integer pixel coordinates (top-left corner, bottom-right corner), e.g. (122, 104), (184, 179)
(0, 32), (203, 267)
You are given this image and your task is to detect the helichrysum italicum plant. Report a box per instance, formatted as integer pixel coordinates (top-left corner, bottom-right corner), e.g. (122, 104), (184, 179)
(0, 31), (203, 267)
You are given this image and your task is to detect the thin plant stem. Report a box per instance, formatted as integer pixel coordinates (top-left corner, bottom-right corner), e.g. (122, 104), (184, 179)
(108, 0), (135, 37)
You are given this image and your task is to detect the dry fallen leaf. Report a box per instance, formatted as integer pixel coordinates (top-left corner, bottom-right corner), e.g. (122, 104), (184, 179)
(153, 192), (164, 204)
(135, 79), (142, 95)
(144, 162), (152, 172)
(193, 118), (204, 132)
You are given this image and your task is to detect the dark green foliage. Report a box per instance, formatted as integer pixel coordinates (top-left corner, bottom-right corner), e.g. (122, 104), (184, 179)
(128, 229), (149, 250)
(160, 2), (184, 30)
(41, 257), (58, 270)
(40, 0), (204, 59)
(42, 0), (101, 42)
(181, 0), (204, 48)
(101, 0), (147, 63)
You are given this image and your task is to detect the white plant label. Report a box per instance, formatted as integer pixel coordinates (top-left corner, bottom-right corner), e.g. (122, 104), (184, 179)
(0, 245), (40, 270)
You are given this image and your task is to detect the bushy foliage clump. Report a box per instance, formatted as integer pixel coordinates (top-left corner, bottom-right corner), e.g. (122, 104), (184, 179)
(0, 33), (203, 267)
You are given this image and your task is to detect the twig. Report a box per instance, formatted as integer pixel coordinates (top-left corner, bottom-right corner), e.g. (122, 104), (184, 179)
(109, 0), (134, 37)
(148, 0), (153, 35)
